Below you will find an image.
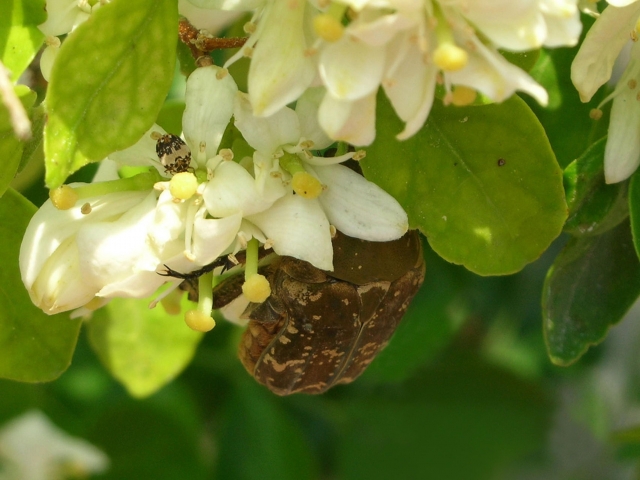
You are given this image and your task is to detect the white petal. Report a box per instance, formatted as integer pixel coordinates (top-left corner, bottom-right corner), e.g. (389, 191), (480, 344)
(178, 0), (241, 30)
(248, 0), (315, 116)
(77, 192), (162, 298)
(183, 65), (238, 159)
(234, 93), (301, 153)
(607, 0), (640, 6)
(319, 35), (385, 101)
(191, 212), (243, 265)
(539, 0), (581, 47)
(38, 0), (81, 36)
(443, 0), (546, 50)
(203, 161), (278, 216)
(383, 37), (438, 140)
(295, 87), (334, 150)
(39, 44), (58, 82)
(318, 92), (377, 146)
(108, 124), (167, 174)
(20, 190), (150, 291)
(148, 190), (189, 248)
(253, 151), (288, 203)
(246, 194), (334, 270)
(571, 2), (640, 102)
(310, 164), (408, 241)
(448, 37), (548, 105)
(604, 64), (640, 183)
(184, 0), (264, 11)
(347, 13), (415, 46)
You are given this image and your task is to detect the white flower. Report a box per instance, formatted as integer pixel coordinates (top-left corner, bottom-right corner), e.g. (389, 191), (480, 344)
(233, 91), (408, 270)
(571, 1), (640, 183)
(0, 410), (108, 480)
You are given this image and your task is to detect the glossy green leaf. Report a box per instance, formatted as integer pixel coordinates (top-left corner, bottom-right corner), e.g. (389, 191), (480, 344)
(44, 0), (178, 188)
(628, 170), (640, 260)
(363, 95), (566, 275)
(564, 137), (628, 237)
(215, 379), (318, 480)
(0, 0), (46, 78)
(156, 99), (186, 136)
(543, 220), (640, 366)
(0, 188), (82, 382)
(88, 295), (203, 398)
(338, 352), (550, 480)
(501, 49), (540, 73)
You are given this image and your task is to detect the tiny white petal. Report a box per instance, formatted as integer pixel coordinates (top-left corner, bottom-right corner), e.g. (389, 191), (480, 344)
(319, 35), (386, 101)
(148, 190), (189, 248)
(310, 164), (409, 241)
(185, 0), (264, 11)
(191, 212), (243, 265)
(247, 194), (334, 270)
(38, 0), (84, 36)
(183, 65), (238, 159)
(203, 161), (279, 216)
(571, 1), (640, 102)
(318, 92), (377, 146)
(296, 87), (334, 150)
(248, 0), (315, 116)
(108, 124), (167, 174)
(234, 93), (301, 153)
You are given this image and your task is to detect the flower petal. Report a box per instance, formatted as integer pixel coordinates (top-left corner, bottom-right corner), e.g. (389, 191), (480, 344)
(539, 0), (581, 48)
(318, 92), (377, 146)
(248, 0), (316, 116)
(184, 0), (264, 11)
(604, 60), (640, 183)
(246, 194), (334, 270)
(319, 35), (386, 101)
(310, 164), (409, 241)
(203, 161), (281, 216)
(571, 1), (640, 102)
(234, 93), (301, 153)
(108, 124), (167, 174)
(191, 212), (243, 265)
(295, 87), (333, 150)
(183, 65), (238, 160)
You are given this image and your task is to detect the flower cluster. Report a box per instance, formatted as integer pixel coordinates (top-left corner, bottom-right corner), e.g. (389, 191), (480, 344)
(185, 0), (582, 144)
(19, 65), (408, 329)
(572, 0), (640, 183)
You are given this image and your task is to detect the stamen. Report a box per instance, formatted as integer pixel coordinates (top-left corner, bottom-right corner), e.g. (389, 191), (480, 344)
(432, 4), (468, 71)
(169, 172), (199, 200)
(451, 85), (477, 106)
(314, 14), (344, 42)
(280, 152), (323, 198)
(589, 108), (603, 120)
(80, 202), (92, 214)
(49, 185), (79, 210)
(242, 238), (271, 303)
(184, 272), (215, 332)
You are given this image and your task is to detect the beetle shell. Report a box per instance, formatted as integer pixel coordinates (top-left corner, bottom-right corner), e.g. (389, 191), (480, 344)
(213, 231), (425, 395)
(155, 133), (192, 175)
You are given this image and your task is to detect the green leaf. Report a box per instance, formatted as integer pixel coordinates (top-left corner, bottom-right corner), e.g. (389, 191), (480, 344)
(215, 379), (319, 480)
(543, 220), (640, 366)
(0, 0), (46, 78)
(0, 129), (23, 198)
(628, 170), (640, 260)
(363, 95), (567, 275)
(337, 352), (551, 480)
(0, 188), (81, 382)
(564, 136), (628, 237)
(500, 49), (540, 73)
(44, 0), (178, 188)
(88, 295), (203, 398)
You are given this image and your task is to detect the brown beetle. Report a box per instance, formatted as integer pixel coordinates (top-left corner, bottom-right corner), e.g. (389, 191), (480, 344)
(211, 230), (425, 396)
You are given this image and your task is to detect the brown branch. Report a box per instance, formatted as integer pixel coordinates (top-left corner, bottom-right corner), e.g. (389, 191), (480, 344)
(178, 18), (248, 59)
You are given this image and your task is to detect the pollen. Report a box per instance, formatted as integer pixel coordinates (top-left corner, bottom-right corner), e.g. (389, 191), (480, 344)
(49, 185), (78, 210)
(433, 43), (468, 72)
(589, 108), (603, 120)
(242, 274), (271, 303)
(169, 172), (199, 200)
(185, 310), (216, 332)
(292, 172), (323, 199)
(451, 86), (477, 106)
(314, 14), (344, 42)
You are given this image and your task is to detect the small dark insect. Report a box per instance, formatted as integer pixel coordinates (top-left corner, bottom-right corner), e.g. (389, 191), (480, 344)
(155, 134), (193, 175)
(497, 158), (506, 166)
(212, 230), (425, 395)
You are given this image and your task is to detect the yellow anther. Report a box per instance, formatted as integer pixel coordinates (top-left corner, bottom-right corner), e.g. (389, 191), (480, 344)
(433, 43), (468, 71)
(292, 172), (323, 199)
(49, 185), (79, 210)
(185, 310), (216, 332)
(450, 86), (477, 106)
(589, 108), (603, 120)
(169, 172), (198, 200)
(242, 274), (271, 303)
(314, 14), (344, 42)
